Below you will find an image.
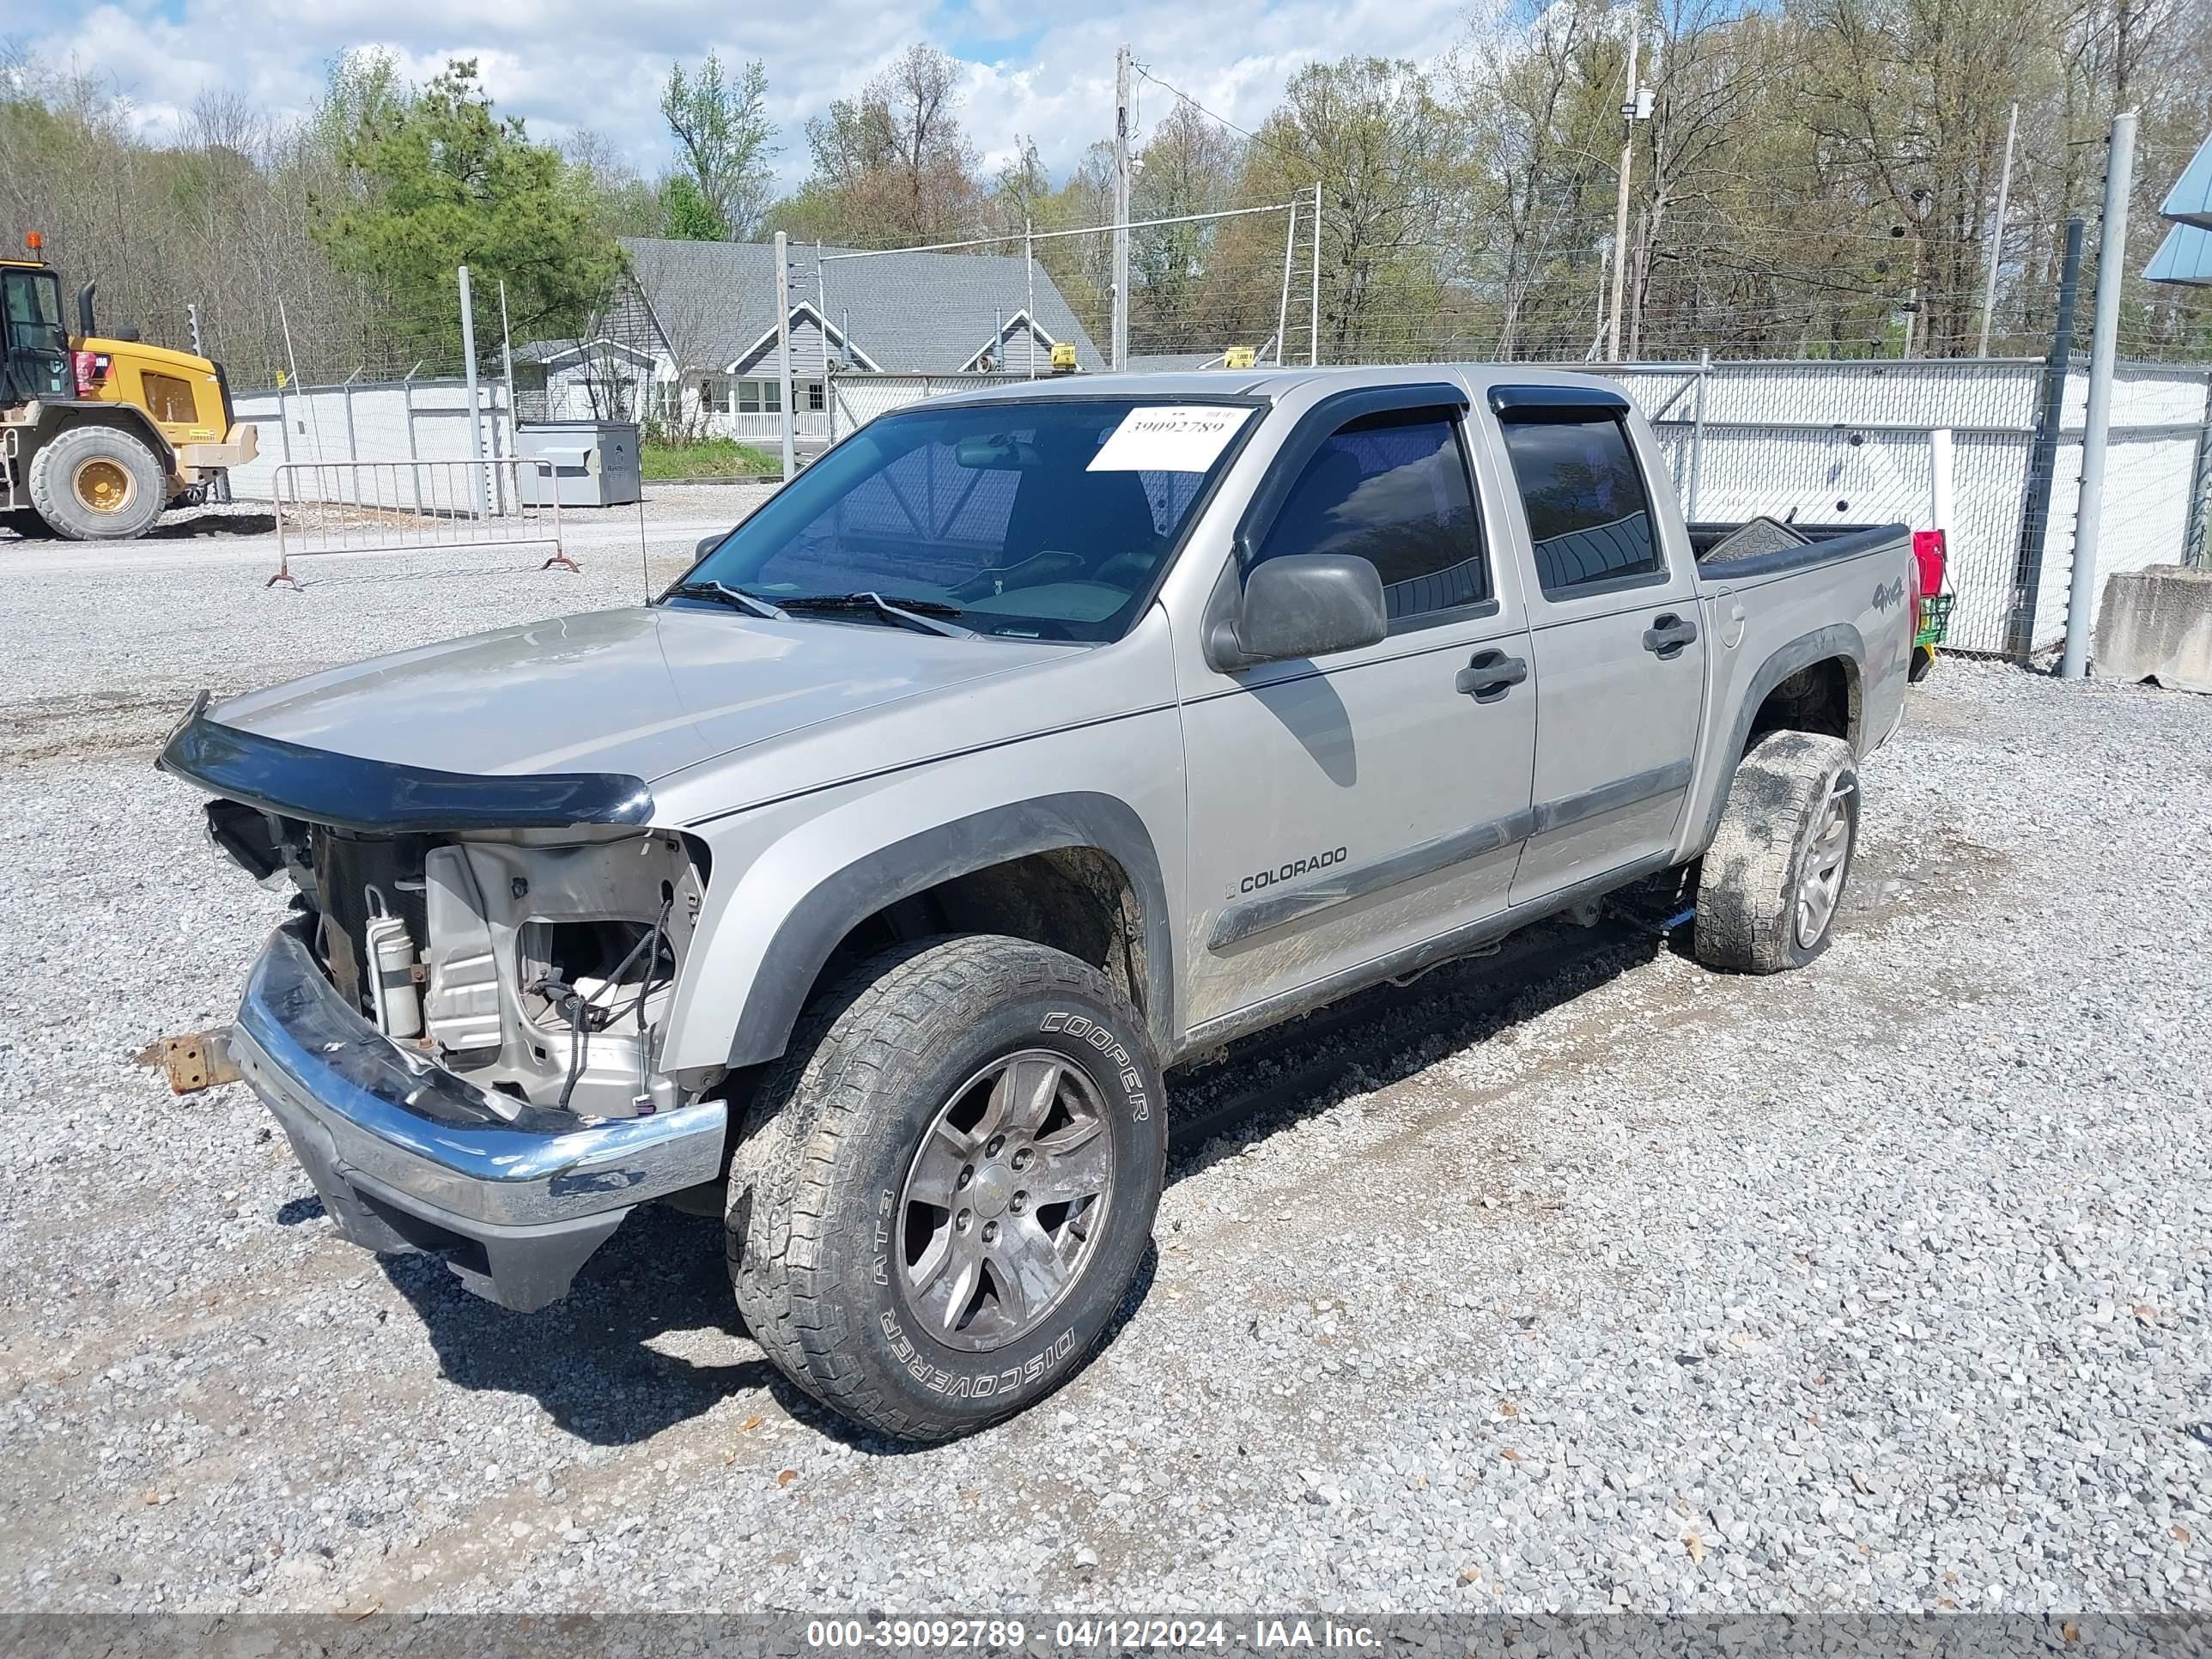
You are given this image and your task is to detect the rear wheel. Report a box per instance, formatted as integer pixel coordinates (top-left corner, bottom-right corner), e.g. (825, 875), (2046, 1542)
(726, 935), (1165, 1442)
(1694, 730), (1860, 974)
(27, 424), (167, 541)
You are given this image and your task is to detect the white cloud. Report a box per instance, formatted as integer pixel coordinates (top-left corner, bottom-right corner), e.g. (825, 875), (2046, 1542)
(23, 0), (1474, 189)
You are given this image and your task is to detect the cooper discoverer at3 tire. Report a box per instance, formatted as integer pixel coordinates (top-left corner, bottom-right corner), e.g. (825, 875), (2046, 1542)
(726, 934), (1166, 1442)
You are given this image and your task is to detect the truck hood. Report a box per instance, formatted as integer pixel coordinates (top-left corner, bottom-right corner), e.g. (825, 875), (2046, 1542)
(209, 605), (1067, 784)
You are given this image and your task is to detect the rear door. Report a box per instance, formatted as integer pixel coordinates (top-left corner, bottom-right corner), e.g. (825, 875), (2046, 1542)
(1176, 383), (1538, 1034)
(1486, 386), (1706, 904)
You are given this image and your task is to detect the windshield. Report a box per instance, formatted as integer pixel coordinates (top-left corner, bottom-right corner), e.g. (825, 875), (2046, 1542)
(2, 269), (66, 355)
(678, 398), (1256, 642)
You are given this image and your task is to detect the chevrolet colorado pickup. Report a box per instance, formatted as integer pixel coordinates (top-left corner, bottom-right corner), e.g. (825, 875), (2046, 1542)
(162, 366), (1917, 1442)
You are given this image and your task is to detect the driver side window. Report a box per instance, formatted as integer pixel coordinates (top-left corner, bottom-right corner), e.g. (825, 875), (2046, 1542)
(1249, 406), (1491, 625)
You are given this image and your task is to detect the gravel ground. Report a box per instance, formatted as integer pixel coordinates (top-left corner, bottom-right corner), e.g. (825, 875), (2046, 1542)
(0, 484), (774, 763)
(0, 515), (2207, 1617)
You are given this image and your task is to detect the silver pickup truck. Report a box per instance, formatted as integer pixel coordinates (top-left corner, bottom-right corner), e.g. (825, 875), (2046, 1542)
(162, 366), (1917, 1442)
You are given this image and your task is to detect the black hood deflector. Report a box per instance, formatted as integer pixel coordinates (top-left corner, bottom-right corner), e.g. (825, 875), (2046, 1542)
(157, 694), (654, 834)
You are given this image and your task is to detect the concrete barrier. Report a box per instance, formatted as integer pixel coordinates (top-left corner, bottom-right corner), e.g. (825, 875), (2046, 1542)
(2094, 564), (2212, 692)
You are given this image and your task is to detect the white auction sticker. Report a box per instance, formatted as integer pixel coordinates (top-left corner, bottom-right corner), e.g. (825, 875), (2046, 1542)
(1087, 404), (1252, 473)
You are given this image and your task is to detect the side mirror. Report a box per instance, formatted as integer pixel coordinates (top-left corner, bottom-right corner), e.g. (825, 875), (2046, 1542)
(694, 532), (727, 561)
(1208, 552), (1387, 671)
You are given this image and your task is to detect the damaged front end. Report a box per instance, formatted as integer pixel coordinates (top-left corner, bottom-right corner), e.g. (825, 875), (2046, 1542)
(162, 699), (728, 1310)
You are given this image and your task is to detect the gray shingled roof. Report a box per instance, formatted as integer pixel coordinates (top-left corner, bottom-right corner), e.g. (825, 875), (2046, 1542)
(511, 337), (654, 366)
(619, 238), (1105, 375)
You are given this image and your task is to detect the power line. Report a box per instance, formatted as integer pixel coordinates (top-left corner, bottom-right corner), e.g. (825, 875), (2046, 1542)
(1129, 63), (1311, 173)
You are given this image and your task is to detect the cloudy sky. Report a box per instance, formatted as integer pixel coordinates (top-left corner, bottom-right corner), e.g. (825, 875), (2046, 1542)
(20, 0), (1479, 185)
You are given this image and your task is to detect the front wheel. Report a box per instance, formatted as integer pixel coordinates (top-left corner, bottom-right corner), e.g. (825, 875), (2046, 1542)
(27, 424), (167, 541)
(726, 936), (1166, 1442)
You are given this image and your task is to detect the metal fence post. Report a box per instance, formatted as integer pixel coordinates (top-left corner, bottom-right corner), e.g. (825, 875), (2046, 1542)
(2059, 110), (2136, 681)
(1687, 349), (1711, 520)
(2185, 372), (2212, 570)
(458, 264), (488, 519)
(343, 382), (358, 466)
(775, 231), (796, 481)
(2004, 216), (2085, 664)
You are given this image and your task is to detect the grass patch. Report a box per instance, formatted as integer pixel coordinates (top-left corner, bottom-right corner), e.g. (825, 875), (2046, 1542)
(642, 438), (783, 481)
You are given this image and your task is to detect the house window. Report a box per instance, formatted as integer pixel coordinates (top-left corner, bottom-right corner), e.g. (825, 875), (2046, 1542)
(737, 378), (783, 414)
(802, 380), (826, 412)
(649, 380), (680, 418)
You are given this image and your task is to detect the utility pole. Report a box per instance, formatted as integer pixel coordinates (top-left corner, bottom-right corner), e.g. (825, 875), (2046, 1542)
(1310, 179), (1322, 365)
(1113, 45), (1133, 372)
(1025, 217), (1037, 379)
(1274, 199), (1297, 366)
(1605, 9), (1649, 363)
(1977, 102), (2020, 358)
(774, 231), (796, 482)
(458, 264), (486, 517)
(2060, 109), (2138, 681)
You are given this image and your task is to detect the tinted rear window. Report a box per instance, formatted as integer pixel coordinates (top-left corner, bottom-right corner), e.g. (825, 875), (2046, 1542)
(1498, 416), (1662, 596)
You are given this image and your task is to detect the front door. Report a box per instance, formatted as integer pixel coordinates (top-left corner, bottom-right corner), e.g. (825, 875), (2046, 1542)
(1, 266), (70, 407)
(1178, 392), (1538, 1034)
(1486, 391), (1707, 904)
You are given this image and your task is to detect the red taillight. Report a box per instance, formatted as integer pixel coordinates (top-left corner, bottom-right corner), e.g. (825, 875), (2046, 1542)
(1910, 528), (1947, 640)
(1911, 528), (1947, 598)
(72, 350), (109, 398)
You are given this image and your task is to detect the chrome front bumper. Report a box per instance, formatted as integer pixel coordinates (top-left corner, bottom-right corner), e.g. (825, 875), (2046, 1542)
(232, 917), (726, 1310)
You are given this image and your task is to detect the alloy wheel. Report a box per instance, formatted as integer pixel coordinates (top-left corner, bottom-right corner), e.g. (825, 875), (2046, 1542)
(896, 1048), (1115, 1352)
(1795, 777), (1855, 948)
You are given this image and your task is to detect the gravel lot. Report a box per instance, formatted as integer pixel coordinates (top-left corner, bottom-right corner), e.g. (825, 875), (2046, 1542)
(1, 507), (2208, 1615)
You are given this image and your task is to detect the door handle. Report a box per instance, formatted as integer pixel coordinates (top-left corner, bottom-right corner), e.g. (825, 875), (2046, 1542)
(1455, 648), (1528, 701)
(1643, 613), (1700, 658)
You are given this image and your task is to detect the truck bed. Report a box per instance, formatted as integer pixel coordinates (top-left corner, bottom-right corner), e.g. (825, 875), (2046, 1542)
(1689, 519), (1905, 578)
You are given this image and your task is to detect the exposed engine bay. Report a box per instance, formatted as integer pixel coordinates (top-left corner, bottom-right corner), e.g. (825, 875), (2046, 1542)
(206, 799), (708, 1119)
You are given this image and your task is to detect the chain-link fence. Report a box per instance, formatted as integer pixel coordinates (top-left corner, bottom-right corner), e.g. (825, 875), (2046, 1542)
(1619, 357), (2212, 655)
(225, 350), (2211, 661)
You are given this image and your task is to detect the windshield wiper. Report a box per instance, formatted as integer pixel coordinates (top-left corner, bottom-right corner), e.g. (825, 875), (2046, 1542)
(777, 592), (978, 640)
(664, 580), (787, 620)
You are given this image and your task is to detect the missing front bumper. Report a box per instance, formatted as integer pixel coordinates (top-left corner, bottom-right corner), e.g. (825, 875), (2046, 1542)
(231, 917), (726, 1310)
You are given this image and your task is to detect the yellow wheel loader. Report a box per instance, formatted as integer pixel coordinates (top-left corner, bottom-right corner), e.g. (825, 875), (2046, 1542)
(3, 234), (258, 542)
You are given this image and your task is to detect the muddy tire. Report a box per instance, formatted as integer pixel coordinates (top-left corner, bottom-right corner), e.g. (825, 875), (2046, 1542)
(726, 935), (1165, 1443)
(27, 424), (166, 541)
(1694, 731), (1860, 975)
